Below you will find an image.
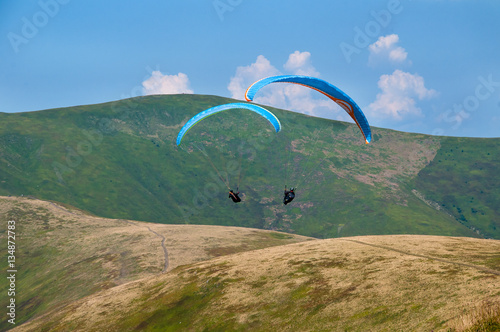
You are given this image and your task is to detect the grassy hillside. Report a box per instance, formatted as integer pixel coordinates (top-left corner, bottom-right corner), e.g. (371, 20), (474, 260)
(0, 94), (498, 238)
(14, 234), (500, 331)
(413, 137), (500, 238)
(0, 196), (312, 329)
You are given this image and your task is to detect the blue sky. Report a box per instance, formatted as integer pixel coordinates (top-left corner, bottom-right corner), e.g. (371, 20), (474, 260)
(1, 0), (499, 137)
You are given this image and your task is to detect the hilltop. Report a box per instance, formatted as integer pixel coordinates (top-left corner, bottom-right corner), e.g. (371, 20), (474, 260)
(0, 196), (311, 329)
(0, 94), (498, 238)
(13, 233), (500, 331)
(1, 197), (498, 331)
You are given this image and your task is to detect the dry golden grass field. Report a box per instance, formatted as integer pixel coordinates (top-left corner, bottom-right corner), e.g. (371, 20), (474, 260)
(1, 196), (499, 331)
(0, 196), (311, 329)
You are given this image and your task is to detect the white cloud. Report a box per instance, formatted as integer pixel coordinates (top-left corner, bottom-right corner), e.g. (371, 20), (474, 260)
(369, 34), (399, 53)
(368, 34), (408, 64)
(254, 82), (337, 118)
(142, 71), (193, 95)
(368, 70), (437, 121)
(228, 52), (351, 121)
(389, 47), (408, 62)
(283, 51), (319, 76)
(227, 55), (280, 100)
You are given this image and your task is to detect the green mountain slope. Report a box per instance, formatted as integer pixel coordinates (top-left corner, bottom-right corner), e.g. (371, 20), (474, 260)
(413, 137), (500, 238)
(0, 94), (498, 238)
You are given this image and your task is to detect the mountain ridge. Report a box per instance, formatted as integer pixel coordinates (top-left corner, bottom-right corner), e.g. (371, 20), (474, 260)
(0, 94), (498, 238)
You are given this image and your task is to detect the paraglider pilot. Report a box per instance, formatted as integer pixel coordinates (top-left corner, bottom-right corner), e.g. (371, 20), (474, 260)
(283, 187), (295, 205)
(229, 190), (241, 203)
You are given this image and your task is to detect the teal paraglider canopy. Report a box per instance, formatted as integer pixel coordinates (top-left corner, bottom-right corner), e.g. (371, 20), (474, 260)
(176, 102), (281, 145)
(245, 75), (371, 144)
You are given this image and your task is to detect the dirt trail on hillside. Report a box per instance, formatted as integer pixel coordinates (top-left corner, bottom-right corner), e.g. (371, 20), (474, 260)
(119, 219), (169, 272)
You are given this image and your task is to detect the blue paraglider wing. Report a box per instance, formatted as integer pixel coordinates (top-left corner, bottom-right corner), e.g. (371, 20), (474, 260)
(176, 102), (281, 145)
(245, 75), (371, 143)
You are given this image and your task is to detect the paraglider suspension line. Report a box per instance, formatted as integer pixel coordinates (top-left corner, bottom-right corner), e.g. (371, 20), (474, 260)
(284, 126), (295, 189)
(296, 128), (324, 189)
(193, 143), (230, 190)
